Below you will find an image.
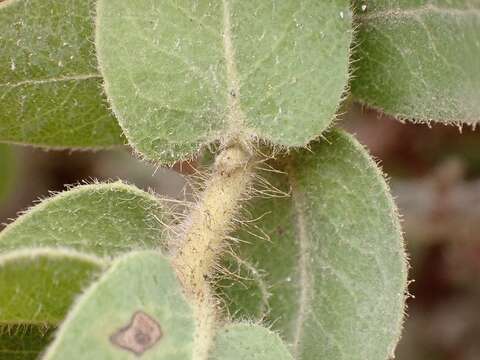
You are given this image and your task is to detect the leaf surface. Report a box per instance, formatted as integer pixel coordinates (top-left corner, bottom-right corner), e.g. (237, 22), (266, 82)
(96, 0), (353, 163)
(209, 323), (293, 360)
(221, 130), (407, 360)
(351, 0), (480, 123)
(0, 0), (124, 148)
(0, 249), (103, 325)
(44, 251), (196, 360)
(0, 326), (55, 360)
(0, 182), (172, 256)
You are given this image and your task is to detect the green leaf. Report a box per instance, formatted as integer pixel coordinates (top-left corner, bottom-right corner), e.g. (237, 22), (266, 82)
(209, 323), (293, 360)
(351, 1), (480, 124)
(96, 0), (353, 163)
(0, 0), (124, 148)
(0, 326), (55, 360)
(221, 130), (407, 360)
(0, 144), (14, 203)
(0, 249), (103, 325)
(44, 251), (196, 360)
(0, 183), (173, 355)
(0, 182), (172, 257)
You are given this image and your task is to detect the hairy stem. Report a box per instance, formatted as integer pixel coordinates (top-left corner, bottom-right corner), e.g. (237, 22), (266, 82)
(173, 142), (255, 359)
(174, 143), (254, 297)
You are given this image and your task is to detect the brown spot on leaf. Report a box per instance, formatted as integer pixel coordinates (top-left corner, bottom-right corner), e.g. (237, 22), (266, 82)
(110, 311), (163, 356)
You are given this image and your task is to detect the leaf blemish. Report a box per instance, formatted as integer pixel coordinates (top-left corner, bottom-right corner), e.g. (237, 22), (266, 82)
(110, 311), (163, 356)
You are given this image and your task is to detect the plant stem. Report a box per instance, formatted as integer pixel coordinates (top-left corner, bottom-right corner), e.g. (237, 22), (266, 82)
(174, 143), (254, 298)
(172, 142), (254, 359)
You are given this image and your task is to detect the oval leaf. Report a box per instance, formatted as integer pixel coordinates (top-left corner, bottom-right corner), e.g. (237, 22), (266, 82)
(0, 0), (124, 148)
(44, 251), (196, 360)
(0, 182), (172, 256)
(351, 1), (480, 124)
(209, 323), (293, 360)
(96, 0), (353, 163)
(0, 249), (103, 325)
(221, 130), (407, 360)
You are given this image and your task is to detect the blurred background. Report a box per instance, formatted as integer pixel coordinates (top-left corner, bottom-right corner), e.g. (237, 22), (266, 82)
(1, 106), (480, 360)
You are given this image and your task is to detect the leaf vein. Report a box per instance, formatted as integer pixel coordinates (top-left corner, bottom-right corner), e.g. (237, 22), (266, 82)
(0, 74), (101, 89)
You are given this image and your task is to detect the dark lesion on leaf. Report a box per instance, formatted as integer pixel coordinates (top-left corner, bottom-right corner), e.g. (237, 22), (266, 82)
(110, 311), (163, 356)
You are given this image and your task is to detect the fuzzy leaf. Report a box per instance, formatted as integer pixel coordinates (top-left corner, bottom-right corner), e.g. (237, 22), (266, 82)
(351, 1), (480, 124)
(0, 249), (103, 325)
(0, 326), (55, 360)
(44, 251), (196, 360)
(0, 0), (124, 148)
(0, 144), (14, 203)
(209, 324), (293, 360)
(95, 0), (353, 163)
(221, 130), (407, 360)
(0, 182), (172, 256)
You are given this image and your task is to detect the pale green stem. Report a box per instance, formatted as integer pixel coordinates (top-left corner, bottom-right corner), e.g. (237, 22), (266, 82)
(173, 142), (255, 359)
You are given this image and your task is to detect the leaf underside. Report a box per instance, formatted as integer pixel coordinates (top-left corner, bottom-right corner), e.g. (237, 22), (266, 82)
(96, 0), (353, 163)
(0, 252), (91, 358)
(221, 130), (407, 360)
(0, 0), (124, 148)
(0, 249), (103, 325)
(209, 323), (293, 360)
(44, 252), (196, 360)
(0, 326), (55, 360)
(0, 182), (172, 257)
(0, 183), (175, 356)
(352, 0), (480, 124)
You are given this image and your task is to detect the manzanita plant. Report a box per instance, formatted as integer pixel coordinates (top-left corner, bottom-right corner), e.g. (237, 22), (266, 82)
(0, 0), (478, 359)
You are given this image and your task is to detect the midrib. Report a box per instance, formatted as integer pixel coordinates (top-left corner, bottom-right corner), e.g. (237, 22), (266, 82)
(287, 163), (312, 359)
(222, 0), (245, 130)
